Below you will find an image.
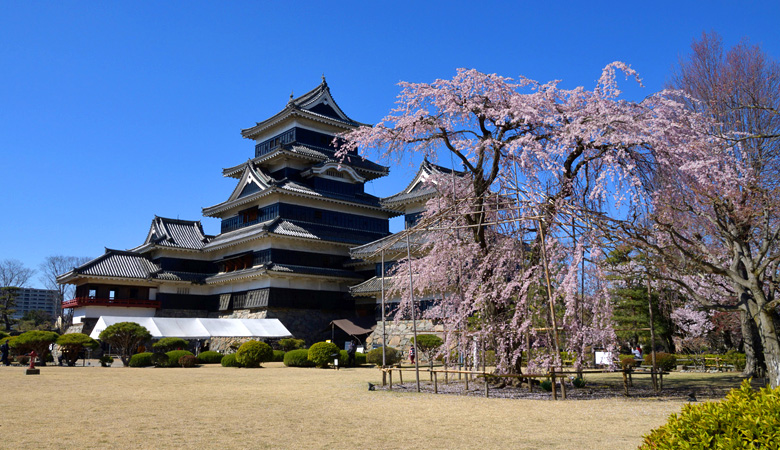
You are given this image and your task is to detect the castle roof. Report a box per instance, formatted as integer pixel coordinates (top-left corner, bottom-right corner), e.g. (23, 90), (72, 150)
(241, 78), (368, 140)
(381, 159), (464, 212)
(138, 216), (211, 251)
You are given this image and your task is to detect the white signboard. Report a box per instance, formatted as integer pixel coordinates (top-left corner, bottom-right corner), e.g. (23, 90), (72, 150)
(595, 351), (612, 365)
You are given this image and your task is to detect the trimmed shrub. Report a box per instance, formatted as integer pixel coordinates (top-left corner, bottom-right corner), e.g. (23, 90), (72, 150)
(221, 353), (242, 368)
(653, 352), (677, 371)
(366, 347), (401, 366)
(155, 350), (194, 368)
(619, 355), (636, 370)
(640, 379), (780, 449)
(354, 352), (366, 366)
(235, 340), (273, 368)
(272, 350), (286, 362)
(540, 380), (553, 392)
(307, 341), (340, 368)
(278, 338), (305, 352)
(178, 354), (198, 368)
(283, 349), (315, 367)
(129, 352), (154, 367)
(99, 355), (114, 367)
(196, 351), (224, 364)
(412, 334), (443, 361)
(572, 377), (586, 388)
(152, 337), (189, 353)
(337, 350), (367, 366)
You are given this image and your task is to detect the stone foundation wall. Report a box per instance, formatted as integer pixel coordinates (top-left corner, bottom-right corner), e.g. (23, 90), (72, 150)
(365, 320), (445, 353)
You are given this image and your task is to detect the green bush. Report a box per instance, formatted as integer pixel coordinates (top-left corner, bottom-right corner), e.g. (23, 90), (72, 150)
(99, 355), (114, 367)
(653, 352), (677, 371)
(221, 353), (242, 368)
(724, 350), (746, 371)
(178, 354), (198, 368)
(540, 380), (553, 392)
(155, 350), (194, 368)
(152, 337), (189, 353)
(366, 347), (401, 366)
(412, 334), (443, 361)
(278, 338), (305, 352)
(235, 340), (273, 368)
(336, 350), (368, 366)
(307, 342), (340, 368)
(283, 349), (315, 367)
(572, 377), (586, 388)
(272, 350), (286, 362)
(129, 352), (154, 367)
(619, 355), (636, 370)
(197, 351), (224, 364)
(640, 379), (780, 449)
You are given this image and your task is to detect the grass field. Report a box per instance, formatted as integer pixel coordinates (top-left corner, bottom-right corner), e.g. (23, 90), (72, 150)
(0, 363), (745, 449)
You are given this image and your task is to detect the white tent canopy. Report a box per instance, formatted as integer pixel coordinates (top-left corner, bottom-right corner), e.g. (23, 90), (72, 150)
(89, 316), (293, 340)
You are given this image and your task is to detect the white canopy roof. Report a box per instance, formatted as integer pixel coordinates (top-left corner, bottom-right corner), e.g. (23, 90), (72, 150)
(89, 316), (293, 340)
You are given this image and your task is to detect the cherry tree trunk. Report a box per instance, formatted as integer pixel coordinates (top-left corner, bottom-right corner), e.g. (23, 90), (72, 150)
(757, 309), (780, 388)
(740, 309), (764, 377)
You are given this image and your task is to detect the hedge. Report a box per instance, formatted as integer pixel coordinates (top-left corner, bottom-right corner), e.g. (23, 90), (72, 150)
(129, 352), (154, 367)
(221, 353), (243, 368)
(308, 342), (340, 368)
(235, 340), (273, 368)
(197, 351), (224, 364)
(641, 379), (780, 449)
(283, 349), (315, 367)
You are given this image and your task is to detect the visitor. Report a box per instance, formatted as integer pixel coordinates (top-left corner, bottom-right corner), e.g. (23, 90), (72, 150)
(347, 339), (357, 367)
(409, 346), (415, 365)
(0, 340), (9, 366)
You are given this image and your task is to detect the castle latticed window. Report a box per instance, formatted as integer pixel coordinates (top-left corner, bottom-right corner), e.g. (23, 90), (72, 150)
(255, 128), (296, 157)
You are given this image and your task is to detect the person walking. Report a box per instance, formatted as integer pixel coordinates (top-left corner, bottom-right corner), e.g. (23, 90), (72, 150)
(409, 345), (415, 365)
(1, 339), (9, 366)
(347, 339), (357, 367)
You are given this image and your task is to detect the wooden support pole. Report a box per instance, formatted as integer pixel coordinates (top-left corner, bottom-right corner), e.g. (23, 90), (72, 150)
(399, 368), (403, 385)
(551, 371), (557, 400)
(465, 372), (469, 390)
(434, 372), (438, 394)
(485, 377), (489, 398)
(389, 370), (393, 390)
(382, 369), (386, 387)
(622, 370), (629, 396)
(445, 362), (449, 384)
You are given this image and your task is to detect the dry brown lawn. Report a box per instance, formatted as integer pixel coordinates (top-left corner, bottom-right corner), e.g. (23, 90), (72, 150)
(1, 362), (727, 450)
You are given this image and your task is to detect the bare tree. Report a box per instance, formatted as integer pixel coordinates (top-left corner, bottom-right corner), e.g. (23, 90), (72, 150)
(39, 255), (91, 332)
(0, 259), (35, 331)
(668, 31), (780, 377)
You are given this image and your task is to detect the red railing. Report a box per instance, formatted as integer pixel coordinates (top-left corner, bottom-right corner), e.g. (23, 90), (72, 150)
(62, 297), (161, 309)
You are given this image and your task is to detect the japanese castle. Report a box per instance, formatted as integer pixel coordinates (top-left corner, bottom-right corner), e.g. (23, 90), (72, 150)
(57, 79), (450, 343)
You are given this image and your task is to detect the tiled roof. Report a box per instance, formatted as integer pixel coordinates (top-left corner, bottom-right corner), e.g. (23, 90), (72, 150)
(350, 276), (397, 296)
(152, 271), (209, 283)
(349, 230), (429, 259)
(241, 79), (368, 139)
(251, 144), (388, 178)
(202, 221), (270, 250)
(268, 264), (363, 279)
(382, 159), (464, 210)
(269, 220), (388, 245)
(146, 217), (210, 250)
(72, 250), (160, 279)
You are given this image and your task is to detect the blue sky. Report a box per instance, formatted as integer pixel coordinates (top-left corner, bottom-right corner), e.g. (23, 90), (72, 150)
(1, 1), (778, 288)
